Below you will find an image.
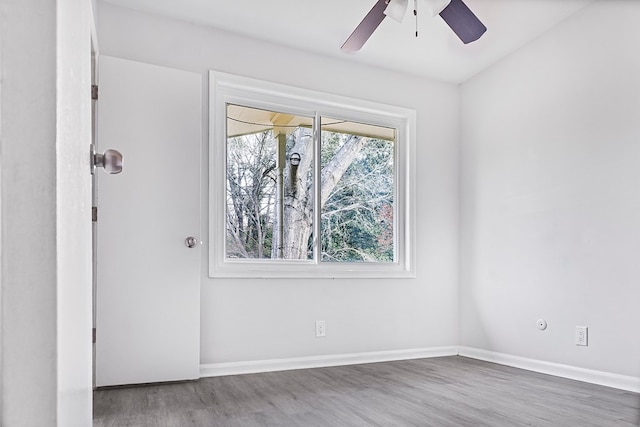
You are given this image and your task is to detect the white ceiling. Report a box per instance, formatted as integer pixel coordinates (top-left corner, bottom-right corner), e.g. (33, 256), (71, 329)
(101, 0), (594, 83)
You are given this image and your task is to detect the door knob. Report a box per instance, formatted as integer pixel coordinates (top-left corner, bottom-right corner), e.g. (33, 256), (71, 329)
(91, 144), (123, 174)
(185, 237), (198, 248)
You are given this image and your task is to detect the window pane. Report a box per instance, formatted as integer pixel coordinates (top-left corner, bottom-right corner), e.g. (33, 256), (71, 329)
(320, 117), (395, 263)
(225, 104), (313, 260)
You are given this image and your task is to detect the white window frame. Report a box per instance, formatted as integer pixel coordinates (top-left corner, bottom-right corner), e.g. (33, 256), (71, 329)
(209, 71), (416, 278)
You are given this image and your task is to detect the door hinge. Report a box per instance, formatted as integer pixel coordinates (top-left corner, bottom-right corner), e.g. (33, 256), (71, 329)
(92, 206), (98, 222)
(92, 328), (96, 344)
(91, 84), (98, 100)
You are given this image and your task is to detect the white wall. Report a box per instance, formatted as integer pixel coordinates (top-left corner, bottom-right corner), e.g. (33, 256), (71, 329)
(97, 2), (460, 365)
(1, 0), (93, 425)
(460, 0), (640, 377)
(1, 1), (58, 423)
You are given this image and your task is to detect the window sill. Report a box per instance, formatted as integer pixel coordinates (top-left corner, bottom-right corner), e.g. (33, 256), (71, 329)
(209, 261), (416, 279)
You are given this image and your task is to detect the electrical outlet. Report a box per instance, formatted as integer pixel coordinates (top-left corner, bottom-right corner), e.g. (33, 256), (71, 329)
(575, 326), (588, 346)
(315, 320), (326, 337)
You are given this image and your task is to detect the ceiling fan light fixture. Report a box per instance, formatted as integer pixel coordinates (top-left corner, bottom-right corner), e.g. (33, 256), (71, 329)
(383, 0), (409, 22)
(423, 0), (451, 17)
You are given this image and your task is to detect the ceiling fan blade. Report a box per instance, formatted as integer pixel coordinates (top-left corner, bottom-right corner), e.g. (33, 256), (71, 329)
(439, 0), (486, 44)
(341, 0), (389, 53)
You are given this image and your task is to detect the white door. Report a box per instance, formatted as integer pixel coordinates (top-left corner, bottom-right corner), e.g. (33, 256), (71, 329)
(95, 56), (202, 387)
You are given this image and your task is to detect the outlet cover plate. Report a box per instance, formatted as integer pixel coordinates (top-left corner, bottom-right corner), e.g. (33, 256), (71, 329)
(315, 320), (326, 337)
(575, 326), (588, 346)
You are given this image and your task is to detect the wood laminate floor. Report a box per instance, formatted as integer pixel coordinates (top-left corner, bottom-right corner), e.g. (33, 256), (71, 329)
(93, 356), (640, 426)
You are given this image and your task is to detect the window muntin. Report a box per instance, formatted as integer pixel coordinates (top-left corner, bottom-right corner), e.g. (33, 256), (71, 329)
(210, 71), (415, 278)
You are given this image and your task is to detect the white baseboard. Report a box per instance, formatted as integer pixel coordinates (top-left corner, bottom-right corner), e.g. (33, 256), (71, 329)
(200, 346), (640, 393)
(200, 346), (458, 378)
(458, 346), (640, 393)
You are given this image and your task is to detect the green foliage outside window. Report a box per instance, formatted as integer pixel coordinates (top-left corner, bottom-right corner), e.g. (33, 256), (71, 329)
(225, 105), (395, 263)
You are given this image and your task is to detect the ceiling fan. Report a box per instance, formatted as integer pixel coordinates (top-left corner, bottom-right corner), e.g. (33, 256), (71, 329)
(341, 0), (486, 52)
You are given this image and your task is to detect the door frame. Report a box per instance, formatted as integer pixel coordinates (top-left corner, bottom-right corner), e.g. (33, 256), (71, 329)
(91, 24), (99, 390)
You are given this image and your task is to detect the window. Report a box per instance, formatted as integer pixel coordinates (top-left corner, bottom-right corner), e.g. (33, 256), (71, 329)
(210, 72), (415, 278)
